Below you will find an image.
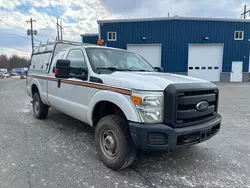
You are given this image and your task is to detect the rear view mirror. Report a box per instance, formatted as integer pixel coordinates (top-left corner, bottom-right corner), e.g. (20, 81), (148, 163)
(55, 59), (70, 78)
(154, 67), (164, 72)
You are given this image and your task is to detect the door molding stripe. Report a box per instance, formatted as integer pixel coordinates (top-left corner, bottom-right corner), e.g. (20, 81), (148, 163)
(29, 75), (132, 95)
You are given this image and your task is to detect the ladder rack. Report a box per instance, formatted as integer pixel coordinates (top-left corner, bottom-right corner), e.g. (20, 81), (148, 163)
(32, 40), (96, 54)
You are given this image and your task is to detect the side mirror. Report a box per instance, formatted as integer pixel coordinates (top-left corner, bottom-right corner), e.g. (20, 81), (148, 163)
(54, 59), (70, 78)
(154, 67), (164, 72)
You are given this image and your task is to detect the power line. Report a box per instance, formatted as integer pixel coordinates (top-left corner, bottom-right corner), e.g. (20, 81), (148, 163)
(3, 35), (42, 43)
(0, 29), (13, 32)
(3, 32), (49, 45)
(0, 45), (31, 53)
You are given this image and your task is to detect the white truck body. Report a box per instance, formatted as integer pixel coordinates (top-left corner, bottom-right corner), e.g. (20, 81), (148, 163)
(26, 41), (221, 170)
(27, 43), (208, 124)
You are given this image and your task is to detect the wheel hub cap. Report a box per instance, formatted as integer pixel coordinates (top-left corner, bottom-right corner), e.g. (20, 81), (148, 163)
(100, 130), (118, 159)
(105, 135), (115, 150)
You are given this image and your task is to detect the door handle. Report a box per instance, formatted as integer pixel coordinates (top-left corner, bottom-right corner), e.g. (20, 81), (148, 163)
(57, 79), (61, 88)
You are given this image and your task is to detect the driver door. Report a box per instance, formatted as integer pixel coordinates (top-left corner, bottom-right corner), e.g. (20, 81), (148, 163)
(53, 48), (90, 122)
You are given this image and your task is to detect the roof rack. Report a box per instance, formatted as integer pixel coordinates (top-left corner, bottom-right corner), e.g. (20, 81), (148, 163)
(32, 40), (96, 54)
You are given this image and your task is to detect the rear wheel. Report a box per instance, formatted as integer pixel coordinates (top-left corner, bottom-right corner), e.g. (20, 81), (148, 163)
(32, 92), (49, 119)
(95, 115), (137, 170)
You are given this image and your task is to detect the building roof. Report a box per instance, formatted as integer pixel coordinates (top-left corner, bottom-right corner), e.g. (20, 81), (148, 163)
(97, 16), (250, 24)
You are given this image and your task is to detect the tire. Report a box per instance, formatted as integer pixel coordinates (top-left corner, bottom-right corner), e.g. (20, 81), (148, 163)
(32, 92), (49, 119)
(95, 115), (137, 170)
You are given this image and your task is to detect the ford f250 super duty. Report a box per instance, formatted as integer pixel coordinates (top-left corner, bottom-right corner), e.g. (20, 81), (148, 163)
(27, 41), (221, 170)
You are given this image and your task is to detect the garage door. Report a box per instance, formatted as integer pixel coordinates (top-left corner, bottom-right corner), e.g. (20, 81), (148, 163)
(127, 44), (161, 67)
(188, 44), (223, 81)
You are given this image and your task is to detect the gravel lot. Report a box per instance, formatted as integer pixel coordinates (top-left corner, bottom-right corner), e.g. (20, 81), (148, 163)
(0, 78), (250, 188)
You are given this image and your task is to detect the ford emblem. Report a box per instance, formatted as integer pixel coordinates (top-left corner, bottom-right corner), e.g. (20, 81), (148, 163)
(196, 101), (209, 112)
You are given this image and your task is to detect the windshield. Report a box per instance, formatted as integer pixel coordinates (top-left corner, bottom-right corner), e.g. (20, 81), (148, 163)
(85, 48), (155, 73)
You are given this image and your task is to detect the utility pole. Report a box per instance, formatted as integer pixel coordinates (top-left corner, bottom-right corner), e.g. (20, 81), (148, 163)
(60, 21), (63, 40)
(26, 18), (37, 51)
(56, 18), (60, 40)
(56, 18), (64, 40)
(241, 5), (250, 19)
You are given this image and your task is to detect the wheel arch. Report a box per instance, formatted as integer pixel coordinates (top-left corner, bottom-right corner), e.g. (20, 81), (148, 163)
(87, 90), (141, 126)
(31, 84), (39, 96)
(30, 78), (47, 104)
(30, 78), (42, 96)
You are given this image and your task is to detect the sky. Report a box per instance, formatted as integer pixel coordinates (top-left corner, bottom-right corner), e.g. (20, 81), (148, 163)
(0, 0), (249, 58)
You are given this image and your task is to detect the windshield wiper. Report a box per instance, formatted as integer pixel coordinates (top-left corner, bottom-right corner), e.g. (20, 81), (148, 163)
(96, 67), (154, 73)
(128, 69), (153, 72)
(96, 67), (127, 73)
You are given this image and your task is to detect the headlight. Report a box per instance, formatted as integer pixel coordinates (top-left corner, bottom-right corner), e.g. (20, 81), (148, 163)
(131, 90), (163, 123)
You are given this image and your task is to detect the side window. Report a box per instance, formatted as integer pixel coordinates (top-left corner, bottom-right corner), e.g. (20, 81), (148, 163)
(30, 52), (51, 71)
(67, 49), (87, 75)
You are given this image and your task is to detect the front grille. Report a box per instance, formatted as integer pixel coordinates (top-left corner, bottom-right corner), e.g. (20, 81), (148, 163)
(176, 90), (218, 124)
(182, 90), (215, 96)
(163, 83), (219, 128)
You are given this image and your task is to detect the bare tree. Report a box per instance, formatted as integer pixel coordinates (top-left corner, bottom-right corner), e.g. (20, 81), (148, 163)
(9, 55), (29, 69)
(0, 54), (29, 70)
(0, 55), (8, 69)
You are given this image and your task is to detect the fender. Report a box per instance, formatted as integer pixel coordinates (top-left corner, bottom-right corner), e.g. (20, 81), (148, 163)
(87, 90), (141, 126)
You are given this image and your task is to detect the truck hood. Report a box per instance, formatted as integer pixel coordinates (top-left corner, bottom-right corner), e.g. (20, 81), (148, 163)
(98, 72), (210, 91)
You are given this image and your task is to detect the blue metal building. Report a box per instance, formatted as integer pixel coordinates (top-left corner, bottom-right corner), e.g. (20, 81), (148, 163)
(81, 33), (98, 44)
(96, 17), (250, 82)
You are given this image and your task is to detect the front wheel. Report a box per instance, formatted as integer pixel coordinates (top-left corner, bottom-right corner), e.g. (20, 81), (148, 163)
(32, 92), (49, 119)
(95, 115), (137, 170)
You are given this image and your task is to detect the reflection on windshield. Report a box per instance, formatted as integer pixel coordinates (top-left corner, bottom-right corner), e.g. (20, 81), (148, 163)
(86, 48), (155, 73)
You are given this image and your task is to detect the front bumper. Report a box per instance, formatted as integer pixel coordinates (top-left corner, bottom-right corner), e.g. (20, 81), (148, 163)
(129, 114), (221, 151)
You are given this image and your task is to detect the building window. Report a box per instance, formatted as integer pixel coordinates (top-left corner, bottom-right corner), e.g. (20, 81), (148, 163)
(107, 32), (116, 41)
(195, 67), (200, 70)
(208, 67), (212, 70)
(234, 31), (244, 40)
(189, 67), (193, 70)
(201, 67), (206, 70)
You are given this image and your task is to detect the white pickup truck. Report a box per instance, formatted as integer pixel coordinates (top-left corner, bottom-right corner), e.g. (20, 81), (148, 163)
(27, 41), (221, 170)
